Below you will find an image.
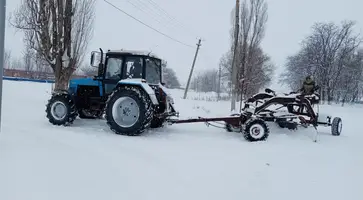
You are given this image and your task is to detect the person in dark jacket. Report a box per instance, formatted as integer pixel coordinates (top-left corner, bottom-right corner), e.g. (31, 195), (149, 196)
(299, 75), (319, 95)
(295, 75), (320, 113)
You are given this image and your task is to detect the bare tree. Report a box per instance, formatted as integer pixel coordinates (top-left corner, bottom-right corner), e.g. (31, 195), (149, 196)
(280, 20), (362, 104)
(237, 0), (268, 97)
(22, 46), (36, 78)
(162, 61), (181, 89)
(219, 0), (272, 101)
(5, 56), (24, 76)
(10, 0), (96, 90)
(190, 69), (219, 93)
(4, 49), (11, 69)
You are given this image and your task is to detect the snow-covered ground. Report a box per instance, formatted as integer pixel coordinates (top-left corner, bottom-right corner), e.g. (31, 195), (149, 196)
(1, 80), (362, 200)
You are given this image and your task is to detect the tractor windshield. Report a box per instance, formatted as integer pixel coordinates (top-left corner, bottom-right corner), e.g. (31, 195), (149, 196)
(145, 58), (161, 84)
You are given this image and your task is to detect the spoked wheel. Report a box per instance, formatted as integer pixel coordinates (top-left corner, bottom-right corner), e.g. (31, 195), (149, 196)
(243, 118), (269, 142)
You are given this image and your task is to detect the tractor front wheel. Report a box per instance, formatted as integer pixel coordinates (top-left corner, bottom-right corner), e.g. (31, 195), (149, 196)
(105, 86), (154, 136)
(46, 93), (77, 126)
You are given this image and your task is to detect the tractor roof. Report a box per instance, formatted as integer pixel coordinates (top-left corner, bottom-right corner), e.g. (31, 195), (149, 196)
(107, 49), (161, 60)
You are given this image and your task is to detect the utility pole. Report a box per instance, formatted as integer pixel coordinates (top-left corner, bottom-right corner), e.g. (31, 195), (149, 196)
(0, 0), (6, 132)
(183, 38), (202, 99)
(230, 0), (240, 111)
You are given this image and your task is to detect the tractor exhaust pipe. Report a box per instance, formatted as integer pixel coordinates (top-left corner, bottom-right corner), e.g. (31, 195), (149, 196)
(99, 48), (104, 63)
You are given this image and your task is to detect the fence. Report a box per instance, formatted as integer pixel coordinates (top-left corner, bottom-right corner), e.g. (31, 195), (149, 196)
(3, 76), (55, 83)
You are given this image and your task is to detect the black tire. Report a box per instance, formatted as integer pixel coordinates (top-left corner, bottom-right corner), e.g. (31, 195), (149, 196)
(331, 117), (342, 136)
(243, 118), (269, 142)
(46, 93), (77, 126)
(105, 86), (154, 136)
(78, 109), (103, 119)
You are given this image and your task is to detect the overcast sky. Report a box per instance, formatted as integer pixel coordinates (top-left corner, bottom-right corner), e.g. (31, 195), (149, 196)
(4, 0), (363, 88)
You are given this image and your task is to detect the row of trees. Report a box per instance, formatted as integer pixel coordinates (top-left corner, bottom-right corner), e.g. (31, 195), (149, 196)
(4, 48), (53, 79)
(190, 0), (274, 102)
(5, 0), (274, 98)
(280, 21), (363, 104)
(190, 69), (219, 93)
(7, 0), (361, 105)
(161, 61), (181, 89)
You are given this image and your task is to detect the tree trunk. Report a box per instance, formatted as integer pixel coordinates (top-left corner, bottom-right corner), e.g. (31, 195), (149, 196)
(54, 74), (70, 91)
(327, 86), (334, 105)
(53, 59), (75, 91)
(321, 87), (326, 104)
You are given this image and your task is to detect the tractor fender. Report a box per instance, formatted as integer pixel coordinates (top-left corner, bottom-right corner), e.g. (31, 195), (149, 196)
(117, 79), (159, 105)
(51, 89), (77, 104)
(158, 83), (177, 111)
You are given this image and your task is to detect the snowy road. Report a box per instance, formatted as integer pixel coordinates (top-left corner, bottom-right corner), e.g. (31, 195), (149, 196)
(1, 81), (362, 200)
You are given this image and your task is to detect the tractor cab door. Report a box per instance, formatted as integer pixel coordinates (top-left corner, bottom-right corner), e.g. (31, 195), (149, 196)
(103, 56), (123, 95)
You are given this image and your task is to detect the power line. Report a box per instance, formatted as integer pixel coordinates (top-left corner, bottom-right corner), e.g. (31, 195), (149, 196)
(124, 0), (181, 34)
(103, 0), (195, 49)
(125, 0), (164, 25)
(142, 0), (201, 38)
(124, 0), (202, 40)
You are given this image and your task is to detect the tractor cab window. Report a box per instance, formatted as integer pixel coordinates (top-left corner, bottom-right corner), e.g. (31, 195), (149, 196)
(123, 57), (143, 79)
(105, 57), (122, 79)
(145, 58), (161, 84)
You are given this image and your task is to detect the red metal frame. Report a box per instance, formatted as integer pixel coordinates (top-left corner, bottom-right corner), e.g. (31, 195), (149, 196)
(169, 116), (242, 127)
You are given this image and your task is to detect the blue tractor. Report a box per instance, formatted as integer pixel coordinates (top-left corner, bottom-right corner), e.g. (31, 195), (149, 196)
(46, 49), (178, 136)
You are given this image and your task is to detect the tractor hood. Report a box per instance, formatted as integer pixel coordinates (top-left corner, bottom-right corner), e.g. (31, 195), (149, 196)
(69, 77), (101, 87)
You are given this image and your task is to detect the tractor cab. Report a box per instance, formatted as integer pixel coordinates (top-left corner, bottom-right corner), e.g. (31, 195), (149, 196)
(90, 49), (163, 94)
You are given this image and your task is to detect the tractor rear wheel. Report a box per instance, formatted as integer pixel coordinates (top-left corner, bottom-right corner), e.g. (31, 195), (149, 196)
(46, 92), (77, 126)
(105, 86), (154, 136)
(243, 118), (269, 142)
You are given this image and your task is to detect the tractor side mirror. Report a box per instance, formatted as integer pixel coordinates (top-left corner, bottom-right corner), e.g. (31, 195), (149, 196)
(90, 51), (101, 67)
